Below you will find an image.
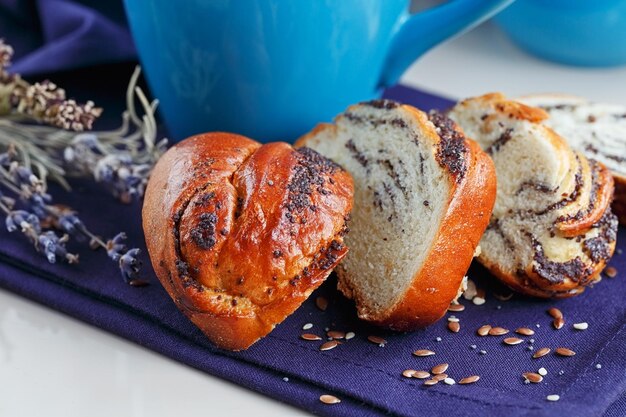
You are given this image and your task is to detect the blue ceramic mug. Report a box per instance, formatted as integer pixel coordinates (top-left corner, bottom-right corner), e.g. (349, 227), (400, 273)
(495, 0), (626, 67)
(125, 0), (513, 142)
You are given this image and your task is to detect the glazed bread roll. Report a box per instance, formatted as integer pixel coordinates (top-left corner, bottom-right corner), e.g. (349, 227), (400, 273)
(143, 133), (353, 350)
(296, 100), (496, 330)
(517, 94), (626, 225)
(449, 93), (618, 298)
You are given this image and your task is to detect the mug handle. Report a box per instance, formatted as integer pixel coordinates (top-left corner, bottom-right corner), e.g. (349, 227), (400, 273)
(378, 0), (515, 88)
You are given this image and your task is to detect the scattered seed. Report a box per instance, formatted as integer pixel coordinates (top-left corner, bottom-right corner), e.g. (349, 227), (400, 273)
(448, 322), (460, 333)
(479, 350), (487, 355)
(283, 377), (289, 382)
(413, 349), (436, 357)
(412, 371), (431, 379)
(548, 307), (563, 319)
(538, 367), (548, 376)
(435, 337), (442, 342)
(345, 332), (355, 340)
(320, 394), (341, 405)
(546, 394), (560, 402)
(494, 292), (513, 301)
(489, 327), (509, 336)
(320, 340), (339, 351)
(316, 296), (328, 311)
(516, 327), (535, 336)
(529, 339), (535, 344)
(301, 333), (322, 341)
(448, 303), (465, 312)
(447, 316), (460, 323)
(432, 373), (448, 382)
(596, 364), (602, 369)
(536, 324), (541, 328)
(444, 377), (456, 385)
(368, 335), (387, 346)
(302, 323), (313, 330)
(573, 322), (588, 330)
(423, 379), (439, 386)
(477, 325), (492, 336)
(327, 330), (345, 340)
(533, 348), (551, 358)
(503, 337), (524, 345)
(459, 375), (480, 384)
(523, 372), (543, 383)
(402, 369), (417, 378)
(473, 297), (486, 306)
(556, 347), (576, 357)
(605, 266), (618, 278)
(559, 370), (565, 375)
(553, 317), (565, 330)
(526, 346), (534, 351)
(431, 363), (449, 375)
(470, 344), (477, 350)
(496, 305), (502, 310)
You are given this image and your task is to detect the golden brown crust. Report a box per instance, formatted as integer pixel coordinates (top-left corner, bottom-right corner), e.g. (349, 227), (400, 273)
(613, 174), (626, 225)
(369, 136), (496, 329)
(143, 132), (353, 350)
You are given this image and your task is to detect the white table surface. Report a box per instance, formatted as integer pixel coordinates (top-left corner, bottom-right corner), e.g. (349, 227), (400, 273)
(1, 21), (626, 417)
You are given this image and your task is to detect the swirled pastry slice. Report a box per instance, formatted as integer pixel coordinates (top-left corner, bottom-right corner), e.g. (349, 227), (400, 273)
(450, 93), (618, 298)
(518, 94), (626, 224)
(143, 133), (353, 350)
(296, 100), (496, 330)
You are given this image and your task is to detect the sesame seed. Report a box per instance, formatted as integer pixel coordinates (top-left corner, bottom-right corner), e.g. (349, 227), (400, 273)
(431, 363), (449, 375)
(596, 364), (602, 369)
(302, 323), (313, 330)
(423, 379), (439, 386)
(459, 375), (480, 384)
(320, 340), (339, 351)
(436, 337), (442, 342)
(448, 303), (465, 312)
(489, 327), (509, 336)
(536, 324), (541, 328)
(533, 348), (551, 358)
(367, 335), (387, 346)
(447, 316), (460, 322)
(412, 370), (431, 379)
(526, 346), (534, 351)
(413, 349), (436, 357)
(316, 296), (328, 311)
(496, 305), (502, 310)
(555, 347), (576, 357)
(473, 297), (486, 305)
(444, 377), (456, 385)
(516, 327), (535, 336)
(267, 180), (274, 186)
(553, 317), (565, 330)
(605, 266), (618, 278)
(548, 307), (563, 319)
(283, 377), (289, 382)
(529, 339), (535, 344)
(559, 370), (565, 375)
(573, 322), (588, 330)
(470, 344), (477, 350)
(503, 337), (524, 345)
(479, 350), (487, 355)
(523, 372), (543, 383)
(546, 394), (560, 402)
(345, 332), (355, 340)
(320, 394), (341, 405)
(301, 333), (322, 341)
(538, 367), (548, 376)
(448, 321), (460, 333)
(477, 325), (492, 336)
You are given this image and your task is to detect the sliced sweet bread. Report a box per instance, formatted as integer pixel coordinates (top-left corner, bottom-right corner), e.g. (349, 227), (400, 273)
(449, 93), (618, 298)
(517, 94), (626, 224)
(295, 100), (496, 330)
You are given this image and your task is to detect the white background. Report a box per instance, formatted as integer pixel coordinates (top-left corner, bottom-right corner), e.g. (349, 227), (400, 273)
(1, 21), (625, 417)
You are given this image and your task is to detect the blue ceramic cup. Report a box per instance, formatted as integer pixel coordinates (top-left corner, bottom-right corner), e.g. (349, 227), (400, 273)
(125, 0), (513, 142)
(495, 0), (626, 67)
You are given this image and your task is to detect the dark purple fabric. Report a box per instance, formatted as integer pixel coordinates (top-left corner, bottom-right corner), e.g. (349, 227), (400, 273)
(0, 0), (135, 75)
(1, 2), (626, 415)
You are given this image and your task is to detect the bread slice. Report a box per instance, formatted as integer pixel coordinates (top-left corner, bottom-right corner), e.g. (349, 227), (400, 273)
(449, 93), (618, 298)
(296, 100), (496, 330)
(517, 94), (626, 225)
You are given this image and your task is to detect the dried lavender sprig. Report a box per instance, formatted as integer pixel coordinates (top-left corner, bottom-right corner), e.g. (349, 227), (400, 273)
(0, 148), (145, 284)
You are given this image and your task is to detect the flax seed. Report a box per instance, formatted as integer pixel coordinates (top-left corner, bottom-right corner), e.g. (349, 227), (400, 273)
(320, 394), (341, 404)
(368, 335), (387, 346)
(489, 327), (509, 336)
(533, 348), (551, 358)
(412, 371), (431, 379)
(516, 327), (535, 336)
(345, 332), (355, 340)
(402, 369), (417, 378)
(320, 340), (339, 351)
(523, 372), (543, 383)
(548, 307), (563, 319)
(555, 347), (576, 357)
(605, 266), (618, 278)
(448, 303), (465, 312)
(413, 349), (436, 357)
(553, 317), (565, 330)
(477, 325), (492, 336)
(431, 363), (449, 375)
(301, 333), (322, 341)
(459, 375), (480, 384)
(327, 330), (345, 340)
(448, 321), (460, 333)
(503, 337), (524, 345)
(432, 373), (448, 382)
(423, 379), (439, 386)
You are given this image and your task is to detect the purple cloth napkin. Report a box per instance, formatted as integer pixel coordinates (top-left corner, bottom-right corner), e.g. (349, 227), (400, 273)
(2, 2), (626, 415)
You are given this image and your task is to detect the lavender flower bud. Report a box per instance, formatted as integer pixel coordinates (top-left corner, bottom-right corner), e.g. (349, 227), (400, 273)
(6, 210), (40, 233)
(119, 248), (142, 282)
(106, 232), (127, 261)
(37, 231), (68, 263)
